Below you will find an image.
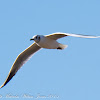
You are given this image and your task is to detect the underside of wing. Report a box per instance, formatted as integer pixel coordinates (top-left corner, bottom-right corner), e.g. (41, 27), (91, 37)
(0, 43), (41, 88)
(46, 32), (100, 40)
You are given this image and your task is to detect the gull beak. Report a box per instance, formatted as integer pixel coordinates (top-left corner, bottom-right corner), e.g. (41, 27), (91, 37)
(30, 38), (34, 41)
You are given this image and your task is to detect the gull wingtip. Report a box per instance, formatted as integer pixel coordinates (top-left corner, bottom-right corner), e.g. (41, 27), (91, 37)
(0, 82), (7, 89)
(0, 84), (4, 89)
(97, 36), (100, 38)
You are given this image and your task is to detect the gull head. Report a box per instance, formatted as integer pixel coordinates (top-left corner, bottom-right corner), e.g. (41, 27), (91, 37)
(30, 35), (44, 43)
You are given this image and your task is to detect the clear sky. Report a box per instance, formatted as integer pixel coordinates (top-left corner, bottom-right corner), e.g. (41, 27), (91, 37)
(0, 0), (100, 100)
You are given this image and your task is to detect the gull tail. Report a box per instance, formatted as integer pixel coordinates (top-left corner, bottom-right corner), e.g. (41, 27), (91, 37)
(57, 43), (68, 50)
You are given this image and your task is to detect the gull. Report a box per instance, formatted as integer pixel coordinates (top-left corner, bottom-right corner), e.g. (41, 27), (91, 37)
(0, 32), (99, 88)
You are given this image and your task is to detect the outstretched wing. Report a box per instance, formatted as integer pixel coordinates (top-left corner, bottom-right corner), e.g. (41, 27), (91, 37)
(0, 43), (41, 88)
(46, 32), (100, 40)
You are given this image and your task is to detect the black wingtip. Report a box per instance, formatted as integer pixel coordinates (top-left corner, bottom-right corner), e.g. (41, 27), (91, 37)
(0, 84), (4, 89)
(0, 72), (15, 89)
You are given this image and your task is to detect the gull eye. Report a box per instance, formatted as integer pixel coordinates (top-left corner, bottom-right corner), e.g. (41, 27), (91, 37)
(36, 36), (37, 39)
(38, 36), (40, 40)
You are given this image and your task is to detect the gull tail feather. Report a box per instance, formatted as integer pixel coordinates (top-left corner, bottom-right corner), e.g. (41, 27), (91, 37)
(57, 43), (68, 50)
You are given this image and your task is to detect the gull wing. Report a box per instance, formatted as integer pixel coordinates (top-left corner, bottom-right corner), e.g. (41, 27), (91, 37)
(46, 32), (100, 40)
(46, 32), (67, 40)
(0, 43), (41, 88)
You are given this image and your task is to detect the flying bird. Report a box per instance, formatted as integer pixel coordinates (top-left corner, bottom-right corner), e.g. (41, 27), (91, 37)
(0, 32), (100, 88)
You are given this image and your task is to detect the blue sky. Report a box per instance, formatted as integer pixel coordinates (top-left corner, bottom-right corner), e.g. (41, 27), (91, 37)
(0, 0), (100, 100)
